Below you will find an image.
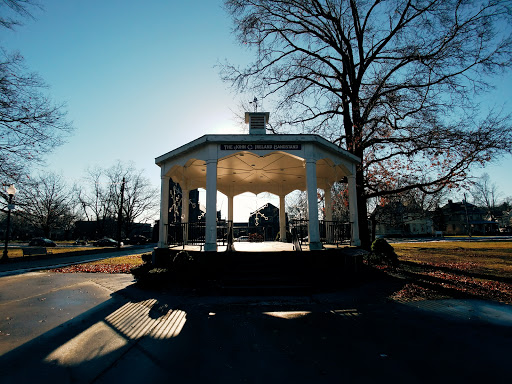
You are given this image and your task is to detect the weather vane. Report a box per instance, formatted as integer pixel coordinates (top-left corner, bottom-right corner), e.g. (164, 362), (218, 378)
(250, 97), (259, 112)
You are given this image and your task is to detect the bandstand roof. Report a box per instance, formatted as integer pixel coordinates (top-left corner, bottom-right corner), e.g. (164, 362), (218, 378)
(156, 132), (360, 196)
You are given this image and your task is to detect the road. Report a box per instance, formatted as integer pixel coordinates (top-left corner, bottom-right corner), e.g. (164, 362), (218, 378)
(0, 244), (155, 277)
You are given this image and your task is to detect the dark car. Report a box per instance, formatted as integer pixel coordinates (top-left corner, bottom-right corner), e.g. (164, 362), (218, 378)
(28, 237), (57, 247)
(93, 238), (120, 247)
(124, 235), (148, 245)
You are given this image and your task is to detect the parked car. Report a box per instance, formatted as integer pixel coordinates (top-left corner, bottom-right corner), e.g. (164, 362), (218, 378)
(237, 236), (249, 242)
(93, 238), (120, 247)
(74, 239), (88, 245)
(28, 237), (56, 247)
(124, 235), (148, 245)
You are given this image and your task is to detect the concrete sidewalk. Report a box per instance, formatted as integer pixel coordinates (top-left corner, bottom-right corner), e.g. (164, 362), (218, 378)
(1, 271), (511, 383)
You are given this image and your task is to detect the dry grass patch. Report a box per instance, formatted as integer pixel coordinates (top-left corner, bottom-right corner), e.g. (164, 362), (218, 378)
(384, 241), (512, 303)
(393, 241), (512, 280)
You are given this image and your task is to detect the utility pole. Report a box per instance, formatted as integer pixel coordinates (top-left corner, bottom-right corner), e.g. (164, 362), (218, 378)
(117, 177), (125, 249)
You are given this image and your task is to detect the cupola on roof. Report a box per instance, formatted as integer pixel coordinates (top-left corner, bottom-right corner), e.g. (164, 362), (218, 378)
(245, 111), (269, 135)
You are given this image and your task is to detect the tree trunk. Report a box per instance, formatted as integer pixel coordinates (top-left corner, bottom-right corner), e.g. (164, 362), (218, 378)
(355, 167), (371, 250)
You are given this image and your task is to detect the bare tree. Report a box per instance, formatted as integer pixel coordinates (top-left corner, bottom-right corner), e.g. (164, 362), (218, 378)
(76, 166), (118, 238)
(470, 173), (501, 221)
(329, 182), (350, 222)
(0, 0), (39, 30)
(17, 172), (76, 238)
(1, 1), (73, 182)
(78, 162), (158, 238)
(286, 190), (309, 221)
(105, 161), (159, 236)
(222, 0), (512, 248)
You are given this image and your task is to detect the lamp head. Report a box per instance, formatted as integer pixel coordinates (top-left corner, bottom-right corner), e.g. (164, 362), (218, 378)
(6, 184), (16, 196)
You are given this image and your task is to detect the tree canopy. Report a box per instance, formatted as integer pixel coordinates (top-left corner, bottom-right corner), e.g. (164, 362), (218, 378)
(222, 0), (512, 247)
(0, 0), (72, 183)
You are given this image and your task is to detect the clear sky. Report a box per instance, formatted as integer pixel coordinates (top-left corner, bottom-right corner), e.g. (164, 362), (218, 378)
(1, 0), (511, 222)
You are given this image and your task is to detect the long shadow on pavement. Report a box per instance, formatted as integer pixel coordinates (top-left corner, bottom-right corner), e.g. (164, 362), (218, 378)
(1, 274), (511, 384)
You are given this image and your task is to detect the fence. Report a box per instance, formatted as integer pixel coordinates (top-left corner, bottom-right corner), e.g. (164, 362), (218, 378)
(320, 220), (351, 245)
(166, 223), (205, 247)
(288, 219), (351, 247)
(166, 220), (351, 248)
(166, 221), (233, 248)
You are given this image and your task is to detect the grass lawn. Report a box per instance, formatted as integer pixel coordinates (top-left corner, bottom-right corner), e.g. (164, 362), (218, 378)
(393, 241), (512, 280)
(5, 246), (111, 259)
(3, 241), (148, 273)
(385, 241), (512, 304)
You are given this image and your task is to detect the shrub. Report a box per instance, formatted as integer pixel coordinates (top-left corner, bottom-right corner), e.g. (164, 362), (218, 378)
(172, 250), (194, 265)
(130, 262), (152, 278)
(172, 250), (198, 285)
(132, 251), (201, 289)
(130, 263), (172, 288)
(249, 233), (264, 242)
(141, 252), (152, 264)
(370, 238), (399, 266)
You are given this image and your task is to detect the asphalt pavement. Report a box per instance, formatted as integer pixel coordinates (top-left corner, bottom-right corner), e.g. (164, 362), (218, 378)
(0, 259), (511, 384)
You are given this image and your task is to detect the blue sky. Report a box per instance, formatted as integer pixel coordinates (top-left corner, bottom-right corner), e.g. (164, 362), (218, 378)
(2, 0), (246, 169)
(1, 0), (511, 222)
(1, 0), (263, 221)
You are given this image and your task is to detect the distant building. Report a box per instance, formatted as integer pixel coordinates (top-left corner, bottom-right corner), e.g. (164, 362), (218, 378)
(74, 220), (152, 240)
(74, 219), (115, 240)
(373, 201), (433, 237)
(440, 200), (498, 235)
(248, 203), (287, 241)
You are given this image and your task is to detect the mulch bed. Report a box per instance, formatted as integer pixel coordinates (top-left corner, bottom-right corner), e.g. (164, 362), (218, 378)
(51, 264), (135, 273)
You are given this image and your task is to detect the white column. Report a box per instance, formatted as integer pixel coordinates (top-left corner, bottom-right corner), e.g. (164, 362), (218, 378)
(279, 194), (287, 242)
(205, 159), (218, 251)
(227, 194), (234, 223)
(348, 174), (361, 246)
(306, 159), (322, 250)
(324, 185), (333, 242)
(158, 175), (170, 248)
(182, 189), (189, 245)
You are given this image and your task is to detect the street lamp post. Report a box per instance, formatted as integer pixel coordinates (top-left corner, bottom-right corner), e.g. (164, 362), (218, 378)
(116, 177), (125, 249)
(2, 184), (17, 261)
